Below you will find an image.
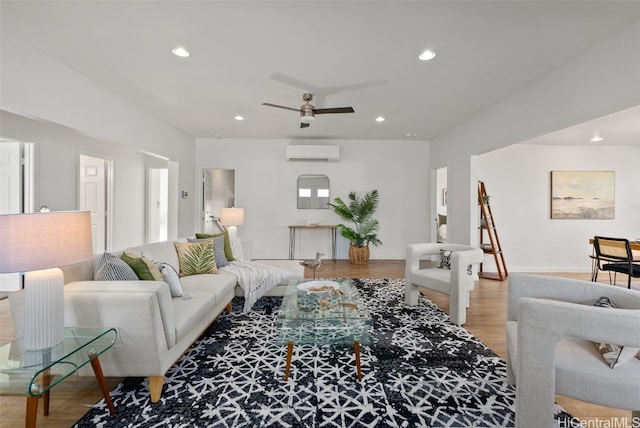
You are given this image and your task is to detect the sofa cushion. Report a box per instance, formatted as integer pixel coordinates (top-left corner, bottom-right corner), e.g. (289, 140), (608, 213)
(129, 241), (181, 272)
(171, 291), (218, 342)
(179, 272), (236, 295)
(94, 252), (138, 281)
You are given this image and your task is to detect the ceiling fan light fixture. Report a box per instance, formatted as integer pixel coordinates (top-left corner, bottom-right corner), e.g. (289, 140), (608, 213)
(171, 47), (190, 58)
(300, 113), (315, 124)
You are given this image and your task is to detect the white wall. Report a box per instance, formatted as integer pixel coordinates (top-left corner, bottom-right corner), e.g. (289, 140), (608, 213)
(195, 139), (430, 260)
(0, 110), (155, 251)
(430, 21), (640, 246)
(472, 144), (640, 273)
(0, 31), (196, 238)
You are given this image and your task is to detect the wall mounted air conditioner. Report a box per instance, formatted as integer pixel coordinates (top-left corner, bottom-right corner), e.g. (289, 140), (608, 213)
(286, 145), (340, 162)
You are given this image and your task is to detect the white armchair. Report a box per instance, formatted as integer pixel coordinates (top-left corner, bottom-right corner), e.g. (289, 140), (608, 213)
(405, 243), (483, 325)
(506, 273), (640, 428)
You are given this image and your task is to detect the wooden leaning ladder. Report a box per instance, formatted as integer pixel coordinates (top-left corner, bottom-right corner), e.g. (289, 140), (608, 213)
(478, 181), (508, 280)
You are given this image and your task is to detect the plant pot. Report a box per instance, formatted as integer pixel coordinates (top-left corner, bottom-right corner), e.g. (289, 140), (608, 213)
(349, 244), (370, 265)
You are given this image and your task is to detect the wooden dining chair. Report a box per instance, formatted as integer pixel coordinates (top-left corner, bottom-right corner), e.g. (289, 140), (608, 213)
(593, 236), (640, 289)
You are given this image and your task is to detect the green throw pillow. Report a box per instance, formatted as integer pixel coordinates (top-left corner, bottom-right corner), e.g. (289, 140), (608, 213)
(120, 252), (156, 280)
(196, 230), (235, 261)
(175, 240), (217, 277)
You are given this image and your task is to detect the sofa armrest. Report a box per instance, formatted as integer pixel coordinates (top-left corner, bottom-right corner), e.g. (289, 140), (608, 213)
(64, 281), (177, 349)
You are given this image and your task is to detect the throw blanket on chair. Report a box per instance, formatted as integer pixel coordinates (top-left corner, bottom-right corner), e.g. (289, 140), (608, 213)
(221, 261), (291, 312)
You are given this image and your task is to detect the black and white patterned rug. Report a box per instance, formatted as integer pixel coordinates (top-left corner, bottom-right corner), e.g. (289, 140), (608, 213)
(74, 278), (574, 427)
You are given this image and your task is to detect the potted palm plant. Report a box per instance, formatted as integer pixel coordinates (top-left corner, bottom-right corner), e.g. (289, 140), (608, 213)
(329, 189), (382, 264)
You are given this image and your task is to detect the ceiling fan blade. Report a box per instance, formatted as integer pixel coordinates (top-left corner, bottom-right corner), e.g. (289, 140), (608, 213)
(300, 122), (310, 129)
(314, 107), (355, 114)
(262, 103), (300, 112)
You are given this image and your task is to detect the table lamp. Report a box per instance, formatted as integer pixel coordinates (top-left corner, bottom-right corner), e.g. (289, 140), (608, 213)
(0, 211), (93, 351)
(220, 207), (244, 240)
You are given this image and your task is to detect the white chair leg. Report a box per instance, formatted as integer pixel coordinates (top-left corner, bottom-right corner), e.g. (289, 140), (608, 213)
(405, 282), (420, 306)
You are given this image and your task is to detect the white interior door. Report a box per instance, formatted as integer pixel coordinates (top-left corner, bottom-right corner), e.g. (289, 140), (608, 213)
(80, 155), (106, 254)
(0, 141), (23, 292)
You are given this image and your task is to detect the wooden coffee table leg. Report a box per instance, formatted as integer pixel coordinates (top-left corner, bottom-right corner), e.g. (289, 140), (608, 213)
(354, 340), (362, 382)
(284, 342), (294, 381)
(89, 352), (115, 414)
(25, 396), (38, 428)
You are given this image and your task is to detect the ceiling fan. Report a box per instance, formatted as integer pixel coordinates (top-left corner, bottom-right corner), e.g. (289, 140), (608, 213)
(262, 93), (355, 128)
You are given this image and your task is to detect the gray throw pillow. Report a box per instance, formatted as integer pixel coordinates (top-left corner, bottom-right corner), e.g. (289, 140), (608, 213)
(212, 236), (229, 268)
(94, 252), (138, 281)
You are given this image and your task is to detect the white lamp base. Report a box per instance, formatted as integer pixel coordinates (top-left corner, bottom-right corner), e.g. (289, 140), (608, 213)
(227, 225), (238, 241)
(24, 268), (64, 351)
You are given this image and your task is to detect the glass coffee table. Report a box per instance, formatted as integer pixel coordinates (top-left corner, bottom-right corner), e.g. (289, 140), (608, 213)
(0, 327), (117, 428)
(276, 278), (373, 381)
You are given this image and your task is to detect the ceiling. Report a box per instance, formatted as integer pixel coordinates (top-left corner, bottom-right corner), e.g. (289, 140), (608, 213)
(2, 1), (639, 145)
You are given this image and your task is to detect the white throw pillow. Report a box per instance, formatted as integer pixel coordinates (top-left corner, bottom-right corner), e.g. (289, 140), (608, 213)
(156, 262), (190, 298)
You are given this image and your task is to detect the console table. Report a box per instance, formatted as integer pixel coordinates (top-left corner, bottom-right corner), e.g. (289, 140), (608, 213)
(288, 225), (338, 261)
(0, 327), (117, 428)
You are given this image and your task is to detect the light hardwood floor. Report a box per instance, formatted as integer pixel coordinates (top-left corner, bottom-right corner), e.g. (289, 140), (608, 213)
(0, 260), (634, 427)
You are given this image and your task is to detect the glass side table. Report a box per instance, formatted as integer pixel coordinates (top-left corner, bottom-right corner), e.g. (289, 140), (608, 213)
(0, 327), (118, 428)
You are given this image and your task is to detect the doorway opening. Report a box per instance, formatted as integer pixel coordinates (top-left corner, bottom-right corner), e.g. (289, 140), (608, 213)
(147, 167), (169, 243)
(202, 169), (235, 234)
(0, 138), (34, 294)
(436, 166), (448, 243)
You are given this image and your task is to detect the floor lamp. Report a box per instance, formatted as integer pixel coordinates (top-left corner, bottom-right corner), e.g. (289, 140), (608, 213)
(0, 211), (93, 351)
(220, 207), (244, 240)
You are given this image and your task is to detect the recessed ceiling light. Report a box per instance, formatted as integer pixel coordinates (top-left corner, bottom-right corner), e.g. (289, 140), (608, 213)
(590, 135), (603, 142)
(171, 47), (190, 58)
(404, 132), (419, 138)
(234, 115), (244, 121)
(418, 50), (436, 61)
(375, 116), (385, 122)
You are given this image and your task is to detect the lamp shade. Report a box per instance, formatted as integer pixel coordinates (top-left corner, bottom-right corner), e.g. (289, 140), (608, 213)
(220, 208), (244, 227)
(0, 211), (94, 273)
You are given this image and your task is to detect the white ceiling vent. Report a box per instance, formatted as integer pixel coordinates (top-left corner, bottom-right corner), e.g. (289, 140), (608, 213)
(286, 145), (340, 162)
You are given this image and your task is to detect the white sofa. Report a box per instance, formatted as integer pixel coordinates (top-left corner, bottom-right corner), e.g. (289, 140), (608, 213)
(9, 239), (303, 403)
(506, 274), (640, 427)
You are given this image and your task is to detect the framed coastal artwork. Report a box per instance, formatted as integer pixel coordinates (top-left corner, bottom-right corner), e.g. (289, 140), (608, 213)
(550, 171), (615, 219)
